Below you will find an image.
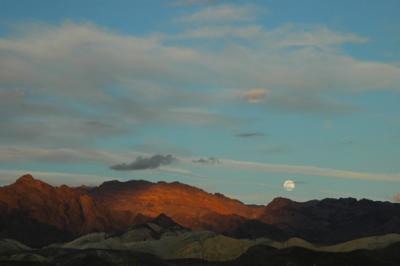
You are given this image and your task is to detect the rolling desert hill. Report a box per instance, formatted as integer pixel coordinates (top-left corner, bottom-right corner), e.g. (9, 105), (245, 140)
(52, 218), (400, 262)
(1, 217), (400, 265)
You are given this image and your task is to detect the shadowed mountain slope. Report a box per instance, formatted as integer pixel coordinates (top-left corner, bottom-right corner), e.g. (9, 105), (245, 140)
(258, 197), (400, 244)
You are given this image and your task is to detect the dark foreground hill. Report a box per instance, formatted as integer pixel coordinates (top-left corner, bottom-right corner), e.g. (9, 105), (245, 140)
(1, 241), (400, 266)
(218, 242), (400, 266)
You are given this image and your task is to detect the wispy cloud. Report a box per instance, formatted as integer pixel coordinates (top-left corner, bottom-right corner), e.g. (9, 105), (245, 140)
(192, 157), (220, 164)
(234, 132), (266, 138)
(274, 25), (368, 49)
(110, 154), (177, 171)
(174, 25), (262, 39)
(0, 146), (140, 164)
(2, 146), (400, 182)
(178, 4), (258, 23)
(220, 159), (400, 182)
(259, 93), (361, 115)
(240, 89), (270, 103)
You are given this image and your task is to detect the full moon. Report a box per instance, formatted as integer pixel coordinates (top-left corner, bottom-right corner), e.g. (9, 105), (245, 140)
(283, 180), (295, 191)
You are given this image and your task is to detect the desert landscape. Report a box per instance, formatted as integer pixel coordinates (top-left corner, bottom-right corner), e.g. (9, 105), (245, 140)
(1, 1), (399, 265)
(0, 174), (400, 265)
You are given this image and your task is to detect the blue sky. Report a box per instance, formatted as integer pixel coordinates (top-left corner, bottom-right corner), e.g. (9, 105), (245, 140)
(0, 0), (399, 203)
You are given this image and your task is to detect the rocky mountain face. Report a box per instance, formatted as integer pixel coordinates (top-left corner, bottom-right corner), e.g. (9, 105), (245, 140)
(89, 179), (264, 232)
(0, 175), (263, 246)
(1, 174), (400, 247)
(0, 175), (128, 246)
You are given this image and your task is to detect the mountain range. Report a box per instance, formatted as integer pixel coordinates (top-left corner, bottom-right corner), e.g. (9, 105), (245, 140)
(1, 174), (400, 265)
(1, 174), (400, 246)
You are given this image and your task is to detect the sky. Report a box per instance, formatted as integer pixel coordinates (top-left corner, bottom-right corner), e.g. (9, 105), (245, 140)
(0, 0), (400, 204)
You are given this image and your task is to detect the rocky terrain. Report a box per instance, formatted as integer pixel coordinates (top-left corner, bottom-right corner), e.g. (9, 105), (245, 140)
(1, 174), (400, 248)
(1, 174), (400, 265)
(1, 217), (400, 265)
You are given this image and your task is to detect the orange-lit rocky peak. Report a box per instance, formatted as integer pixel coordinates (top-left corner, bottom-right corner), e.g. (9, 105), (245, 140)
(90, 178), (265, 231)
(213, 192), (246, 205)
(13, 174), (53, 191)
(266, 197), (294, 209)
(0, 175), (265, 244)
(15, 174), (37, 185)
(16, 174), (34, 182)
(13, 175), (69, 191)
(0, 175), (124, 241)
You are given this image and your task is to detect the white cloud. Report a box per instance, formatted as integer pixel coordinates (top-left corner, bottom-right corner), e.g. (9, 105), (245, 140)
(175, 25), (262, 39)
(1, 21), (399, 106)
(178, 4), (258, 23)
(272, 25), (368, 49)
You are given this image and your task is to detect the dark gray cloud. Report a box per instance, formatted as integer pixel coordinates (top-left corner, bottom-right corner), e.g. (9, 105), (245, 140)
(192, 157), (220, 164)
(110, 154), (176, 171)
(235, 132), (266, 138)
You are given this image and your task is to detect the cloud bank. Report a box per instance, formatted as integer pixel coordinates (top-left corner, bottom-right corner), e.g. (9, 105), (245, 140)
(221, 159), (400, 182)
(1, 3), (399, 198)
(1, 20), (400, 146)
